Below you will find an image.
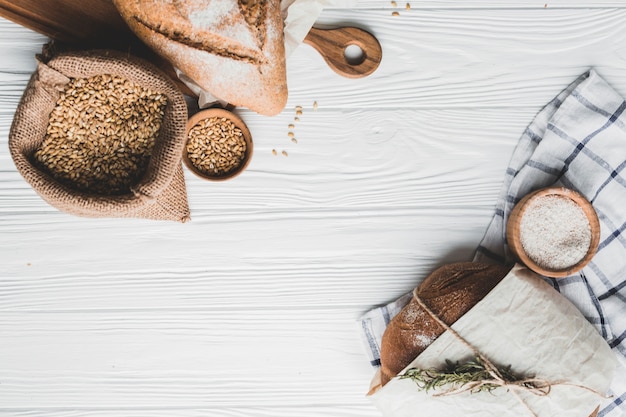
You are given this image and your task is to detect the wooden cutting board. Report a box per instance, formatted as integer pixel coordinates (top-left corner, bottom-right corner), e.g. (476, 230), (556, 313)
(0, 0), (382, 88)
(0, 0), (196, 95)
(0, 0), (130, 43)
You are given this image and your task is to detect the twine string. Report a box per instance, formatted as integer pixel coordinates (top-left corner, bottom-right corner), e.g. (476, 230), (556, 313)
(411, 288), (609, 417)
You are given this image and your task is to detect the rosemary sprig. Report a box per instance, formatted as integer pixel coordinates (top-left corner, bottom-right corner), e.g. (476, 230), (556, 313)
(400, 356), (530, 394)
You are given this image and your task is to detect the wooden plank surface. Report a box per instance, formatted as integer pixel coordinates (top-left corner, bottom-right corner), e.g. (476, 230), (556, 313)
(1, 2), (625, 417)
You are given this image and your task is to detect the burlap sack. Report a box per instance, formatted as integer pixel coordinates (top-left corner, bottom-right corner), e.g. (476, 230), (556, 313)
(8, 48), (191, 222)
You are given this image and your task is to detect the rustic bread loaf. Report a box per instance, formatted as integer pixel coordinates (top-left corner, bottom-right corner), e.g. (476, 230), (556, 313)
(112, 0), (288, 116)
(379, 262), (511, 386)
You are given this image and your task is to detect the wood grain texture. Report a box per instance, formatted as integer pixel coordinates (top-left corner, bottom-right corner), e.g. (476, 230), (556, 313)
(304, 27), (382, 78)
(0, 0), (196, 95)
(1, 3), (625, 417)
(0, 0), (127, 42)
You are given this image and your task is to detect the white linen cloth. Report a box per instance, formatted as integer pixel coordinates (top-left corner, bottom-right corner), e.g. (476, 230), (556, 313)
(359, 69), (626, 416)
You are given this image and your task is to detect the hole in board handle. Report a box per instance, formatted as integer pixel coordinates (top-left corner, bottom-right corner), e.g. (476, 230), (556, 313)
(344, 44), (366, 66)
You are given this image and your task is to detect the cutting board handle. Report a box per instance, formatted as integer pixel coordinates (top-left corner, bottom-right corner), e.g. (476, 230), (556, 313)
(303, 26), (382, 78)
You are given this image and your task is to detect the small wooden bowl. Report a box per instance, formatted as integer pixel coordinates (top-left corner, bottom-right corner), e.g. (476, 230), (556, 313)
(183, 108), (253, 181)
(506, 187), (600, 278)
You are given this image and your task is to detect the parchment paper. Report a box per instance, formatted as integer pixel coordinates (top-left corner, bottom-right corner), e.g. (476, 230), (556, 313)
(369, 264), (617, 417)
(178, 0), (357, 108)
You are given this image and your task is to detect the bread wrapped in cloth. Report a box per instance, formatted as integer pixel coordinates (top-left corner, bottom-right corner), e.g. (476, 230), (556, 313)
(380, 262), (512, 386)
(113, 0), (288, 116)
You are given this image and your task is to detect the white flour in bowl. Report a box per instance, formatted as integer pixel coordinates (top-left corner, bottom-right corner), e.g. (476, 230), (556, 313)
(519, 194), (591, 270)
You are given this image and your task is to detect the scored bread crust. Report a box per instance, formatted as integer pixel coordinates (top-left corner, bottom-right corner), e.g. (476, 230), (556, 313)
(379, 262), (512, 386)
(113, 0), (288, 116)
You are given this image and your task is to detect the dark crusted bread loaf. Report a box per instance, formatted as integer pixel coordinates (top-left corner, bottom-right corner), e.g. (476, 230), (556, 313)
(112, 0), (288, 116)
(379, 262), (511, 386)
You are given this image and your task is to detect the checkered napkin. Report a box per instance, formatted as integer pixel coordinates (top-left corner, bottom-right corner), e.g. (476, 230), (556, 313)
(358, 69), (626, 416)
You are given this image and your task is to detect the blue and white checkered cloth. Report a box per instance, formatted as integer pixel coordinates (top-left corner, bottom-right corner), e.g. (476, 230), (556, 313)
(359, 69), (626, 416)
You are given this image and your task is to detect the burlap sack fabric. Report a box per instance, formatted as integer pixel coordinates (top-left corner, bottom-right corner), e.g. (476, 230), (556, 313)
(8, 48), (191, 222)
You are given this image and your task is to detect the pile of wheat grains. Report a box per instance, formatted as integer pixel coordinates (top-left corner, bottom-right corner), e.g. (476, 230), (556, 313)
(186, 116), (247, 176)
(33, 73), (168, 195)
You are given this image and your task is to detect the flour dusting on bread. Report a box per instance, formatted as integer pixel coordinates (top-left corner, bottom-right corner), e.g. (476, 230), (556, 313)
(113, 0), (287, 115)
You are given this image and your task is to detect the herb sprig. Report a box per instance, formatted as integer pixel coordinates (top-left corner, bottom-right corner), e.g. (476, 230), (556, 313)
(400, 356), (534, 394)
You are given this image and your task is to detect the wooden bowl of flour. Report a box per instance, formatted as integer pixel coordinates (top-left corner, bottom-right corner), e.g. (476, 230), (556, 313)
(506, 187), (600, 278)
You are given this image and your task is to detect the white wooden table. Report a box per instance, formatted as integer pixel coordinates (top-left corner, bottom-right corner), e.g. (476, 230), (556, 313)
(2, 2), (626, 416)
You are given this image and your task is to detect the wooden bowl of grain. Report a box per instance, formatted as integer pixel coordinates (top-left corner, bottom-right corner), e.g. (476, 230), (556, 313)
(506, 187), (600, 278)
(183, 108), (253, 181)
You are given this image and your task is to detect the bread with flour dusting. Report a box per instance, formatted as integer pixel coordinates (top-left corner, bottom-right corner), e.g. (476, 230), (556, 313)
(113, 0), (288, 115)
(379, 262), (511, 386)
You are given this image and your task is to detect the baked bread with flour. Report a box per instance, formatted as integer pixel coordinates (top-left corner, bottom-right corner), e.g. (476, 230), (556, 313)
(112, 0), (288, 116)
(379, 262), (511, 386)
